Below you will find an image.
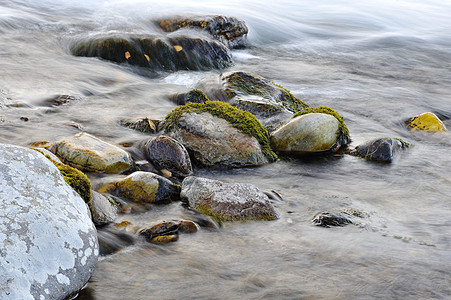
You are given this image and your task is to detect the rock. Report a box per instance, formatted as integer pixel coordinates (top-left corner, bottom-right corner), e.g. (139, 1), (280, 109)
(170, 89), (209, 105)
(150, 234), (179, 244)
(55, 132), (133, 174)
(406, 112), (447, 132)
(312, 212), (354, 227)
(270, 111), (347, 154)
(90, 190), (119, 225)
(144, 135), (193, 177)
(71, 35), (232, 73)
(157, 15), (248, 49)
(180, 176), (278, 222)
(0, 143), (98, 299)
(196, 72), (309, 131)
(98, 171), (180, 204)
(97, 225), (135, 256)
(162, 101), (277, 167)
(120, 117), (158, 133)
(31, 147), (62, 163)
(178, 220), (200, 233)
(138, 219), (199, 244)
(352, 137), (411, 162)
(41, 94), (81, 107)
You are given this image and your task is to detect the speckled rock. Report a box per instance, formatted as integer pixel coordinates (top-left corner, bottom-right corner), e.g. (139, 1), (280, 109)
(352, 137), (410, 162)
(144, 135), (193, 177)
(270, 113), (340, 154)
(71, 35), (232, 73)
(90, 190), (119, 225)
(55, 132), (133, 174)
(181, 176), (278, 222)
(0, 143), (98, 300)
(406, 112), (447, 132)
(157, 15), (248, 49)
(98, 171), (180, 204)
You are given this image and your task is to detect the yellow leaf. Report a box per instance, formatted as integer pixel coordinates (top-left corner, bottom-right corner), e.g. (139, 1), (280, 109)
(144, 54), (150, 61)
(173, 45), (183, 52)
(125, 51), (131, 60)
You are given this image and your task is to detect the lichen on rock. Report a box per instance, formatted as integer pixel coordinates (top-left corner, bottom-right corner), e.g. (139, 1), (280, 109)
(405, 112), (447, 132)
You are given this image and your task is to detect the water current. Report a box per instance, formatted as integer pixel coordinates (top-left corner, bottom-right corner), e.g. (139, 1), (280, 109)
(1, 0), (451, 299)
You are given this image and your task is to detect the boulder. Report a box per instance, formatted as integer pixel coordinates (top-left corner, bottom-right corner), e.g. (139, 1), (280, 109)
(270, 112), (345, 154)
(0, 143), (98, 299)
(180, 176), (278, 222)
(351, 137), (410, 163)
(98, 171), (180, 204)
(90, 190), (119, 225)
(144, 135), (193, 177)
(406, 112), (447, 132)
(71, 35), (232, 73)
(195, 72), (309, 131)
(157, 15), (248, 49)
(55, 132), (133, 174)
(162, 101), (277, 167)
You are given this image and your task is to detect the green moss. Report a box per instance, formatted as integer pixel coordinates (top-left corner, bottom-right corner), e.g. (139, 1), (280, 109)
(293, 106), (350, 145)
(185, 89), (209, 103)
(33, 149), (92, 204)
(163, 100), (277, 161)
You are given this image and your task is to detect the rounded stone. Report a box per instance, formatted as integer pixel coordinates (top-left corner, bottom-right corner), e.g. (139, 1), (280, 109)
(406, 112), (447, 132)
(0, 143), (98, 299)
(145, 135), (193, 177)
(270, 113), (340, 154)
(352, 137), (410, 162)
(55, 132), (133, 174)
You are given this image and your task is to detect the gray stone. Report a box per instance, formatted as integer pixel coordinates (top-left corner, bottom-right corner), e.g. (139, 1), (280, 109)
(352, 137), (411, 162)
(270, 113), (340, 154)
(145, 135), (193, 177)
(90, 190), (119, 225)
(166, 112), (269, 167)
(55, 132), (133, 174)
(0, 143), (98, 300)
(180, 176), (278, 222)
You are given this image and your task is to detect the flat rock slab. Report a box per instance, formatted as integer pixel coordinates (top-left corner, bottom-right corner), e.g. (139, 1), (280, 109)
(0, 143), (98, 300)
(181, 176), (278, 222)
(55, 132), (133, 174)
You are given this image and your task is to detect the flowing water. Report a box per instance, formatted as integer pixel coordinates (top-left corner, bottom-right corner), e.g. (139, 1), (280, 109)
(1, 0), (451, 299)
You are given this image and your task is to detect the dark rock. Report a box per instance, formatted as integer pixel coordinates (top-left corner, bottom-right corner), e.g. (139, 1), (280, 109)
(178, 220), (199, 233)
(157, 15), (248, 49)
(41, 94), (81, 107)
(71, 35), (232, 73)
(90, 190), (119, 225)
(312, 212), (353, 227)
(97, 225), (135, 256)
(138, 221), (180, 240)
(120, 117), (158, 133)
(145, 135), (193, 177)
(352, 137), (410, 162)
(181, 176), (278, 222)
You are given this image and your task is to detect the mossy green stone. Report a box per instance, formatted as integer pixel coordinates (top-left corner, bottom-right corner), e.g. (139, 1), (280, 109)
(163, 100), (277, 161)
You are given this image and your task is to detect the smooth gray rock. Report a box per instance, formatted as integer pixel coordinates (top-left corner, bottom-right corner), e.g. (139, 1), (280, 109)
(180, 176), (278, 222)
(90, 190), (119, 225)
(0, 143), (98, 300)
(351, 137), (411, 162)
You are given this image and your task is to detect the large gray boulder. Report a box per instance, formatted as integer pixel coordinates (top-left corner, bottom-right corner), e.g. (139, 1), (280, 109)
(180, 176), (278, 222)
(0, 143), (98, 300)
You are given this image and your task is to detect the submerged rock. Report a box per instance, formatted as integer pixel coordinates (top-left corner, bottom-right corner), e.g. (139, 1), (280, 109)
(138, 219), (199, 244)
(98, 171), (180, 204)
(97, 225), (135, 256)
(0, 143), (98, 299)
(406, 112), (447, 132)
(180, 176), (278, 222)
(195, 71), (309, 131)
(55, 132), (133, 174)
(312, 212), (354, 227)
(270, 108), (350, 154)
(120, 117), (158, 133)
(162, 101), (277, 167)
(351, 137), (410, 163)
(144, 135), (193, 177)
(157, 15), (248, 49)
(71, 35), (232, 73)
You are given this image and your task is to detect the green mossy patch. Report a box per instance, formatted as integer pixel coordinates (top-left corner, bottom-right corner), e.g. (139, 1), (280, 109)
(163, 100), (277, 161)
(185, 89), (209, 103)
(293, 106), (350, 146)
(33, 149), (92, 204)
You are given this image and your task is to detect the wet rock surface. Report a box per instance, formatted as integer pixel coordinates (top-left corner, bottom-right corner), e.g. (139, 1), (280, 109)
(162, 101), (276, 167)
(55, 132), (133, 174)
(181, 176), (278, 222)
(71, 35), (232, 74)
(90, 190), (119, 225)
(144, 135), (193, 177)
(351, 137), (411, 162)
(406, 112), (447, 132)
(0, 143), (98, 299)
(120, 117), (158, 133)
(157, 15), (248, 49)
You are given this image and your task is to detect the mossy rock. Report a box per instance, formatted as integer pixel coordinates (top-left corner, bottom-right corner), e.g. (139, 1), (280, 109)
(157, 15), (248, 49)
(293, 106), (350, 147)
(162, 100), (277, 163)
(71, 35), (232, 74)
(120, 117), (157, 133)
(405, 112), (447, 132)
